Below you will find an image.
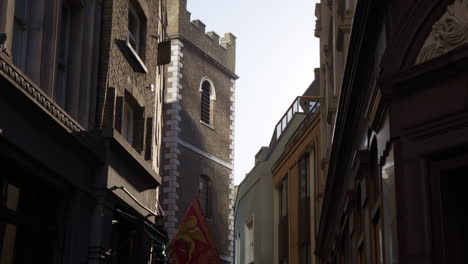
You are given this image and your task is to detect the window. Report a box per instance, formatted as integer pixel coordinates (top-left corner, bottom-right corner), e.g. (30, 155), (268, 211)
(128, 3), (141, 54)
(357, 244), (365, 264)
(299, 246), (310, 264)
(201, 81), (211, 124)
(56, 1), (72, 109)
(369, 140), (383, 264)
(118, 92), (145, 152)
(371, 215), (383, 264)
(12, 0), (30, 70)
(122, 100), (135, 145)
(235, 233), (241, 264)
(381, 147), (399, 264)
(200, 79), (215, 126)
(125, 1), (147, 72)
(439, 166), (468, 263)
(244, 217), (254, 264)
(0, 182), (20, 264)
(299, 155), (310, 200)
(279, 176), (289, 264)
(298, 154), (310, 264)
(198, 175), (210, 218)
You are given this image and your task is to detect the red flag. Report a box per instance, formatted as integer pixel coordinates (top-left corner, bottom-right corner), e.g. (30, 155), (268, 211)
(168, 199), (221, 264)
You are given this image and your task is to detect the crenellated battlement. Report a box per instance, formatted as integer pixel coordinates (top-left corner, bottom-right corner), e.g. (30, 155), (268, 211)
(167, 0), (236, 73)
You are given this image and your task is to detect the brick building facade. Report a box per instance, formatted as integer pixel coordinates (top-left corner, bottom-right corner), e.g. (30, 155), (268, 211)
(0, 0), (169, 263)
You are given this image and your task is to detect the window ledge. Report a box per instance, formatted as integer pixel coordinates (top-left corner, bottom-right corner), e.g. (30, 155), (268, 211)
(126, 38), (148, 73)
(200, 120), (215, 130)
(104, 128), (161, 185)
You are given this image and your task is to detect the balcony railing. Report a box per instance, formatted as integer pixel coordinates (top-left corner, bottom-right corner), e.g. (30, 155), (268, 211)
(273, 96), (320, 140)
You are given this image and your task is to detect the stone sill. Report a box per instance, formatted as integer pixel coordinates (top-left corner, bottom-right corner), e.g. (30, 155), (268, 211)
(126, 38), (148, 73)
(200, 120), (215, 130)
(104, 128), (161, 185)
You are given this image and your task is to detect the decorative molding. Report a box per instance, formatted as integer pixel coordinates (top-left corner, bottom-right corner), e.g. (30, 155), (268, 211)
(416, 0), (468, 64)
(176, 138), (233, 170)
(0, 54), (83, 133)
(199, 76), (216, 101)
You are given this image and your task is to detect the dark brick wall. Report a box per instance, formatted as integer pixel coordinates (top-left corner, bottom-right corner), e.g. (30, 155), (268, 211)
(98, 0), (164, 215)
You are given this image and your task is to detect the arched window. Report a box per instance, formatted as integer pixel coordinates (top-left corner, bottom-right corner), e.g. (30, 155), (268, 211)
(200, 78), (215, 126)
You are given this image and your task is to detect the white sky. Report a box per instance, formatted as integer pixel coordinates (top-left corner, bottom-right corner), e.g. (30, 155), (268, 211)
(186, 0), (321, 185)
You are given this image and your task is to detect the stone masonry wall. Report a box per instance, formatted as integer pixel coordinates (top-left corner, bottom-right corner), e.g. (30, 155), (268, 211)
(162, 0), (237, 261)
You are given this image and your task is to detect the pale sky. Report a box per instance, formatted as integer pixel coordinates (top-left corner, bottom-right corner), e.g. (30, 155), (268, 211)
(186, 0), (321, 185)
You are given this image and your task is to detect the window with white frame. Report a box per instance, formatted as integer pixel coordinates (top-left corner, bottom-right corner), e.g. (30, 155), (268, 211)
(245, 217), (254, 264)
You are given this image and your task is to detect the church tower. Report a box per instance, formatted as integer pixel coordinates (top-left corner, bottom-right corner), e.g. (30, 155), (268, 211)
(161, 0), (237, 262)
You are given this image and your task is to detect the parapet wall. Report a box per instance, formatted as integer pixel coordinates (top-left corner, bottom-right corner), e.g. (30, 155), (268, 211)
(167, 0), (236, 73)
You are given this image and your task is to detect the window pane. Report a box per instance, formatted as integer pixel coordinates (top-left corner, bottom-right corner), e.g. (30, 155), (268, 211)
(129, 10), (136, 35)
(199, 176), (209, 217)
(245, 219), (254, 263)
(56, 3), (71, 109)
(128, 6), (140, 52)
(6, 184), (20, 211)
(299, 157), (306, 198)
(201, 81), (211, 124)
(12, 22), (25, 69)
(381, 148), (399, 264)
(14, 0), (28, 21)
(58, 5), (71, 62)
(123, 102), (134, 145)
(281, 177), (288, 217)
(0, 224), (17, 264)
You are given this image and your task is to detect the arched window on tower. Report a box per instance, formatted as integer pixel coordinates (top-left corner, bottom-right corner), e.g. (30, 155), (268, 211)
(200, 78), (215, 126)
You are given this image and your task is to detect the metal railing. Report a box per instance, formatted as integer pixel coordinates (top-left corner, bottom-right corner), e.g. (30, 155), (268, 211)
(273, 96), (321, 140)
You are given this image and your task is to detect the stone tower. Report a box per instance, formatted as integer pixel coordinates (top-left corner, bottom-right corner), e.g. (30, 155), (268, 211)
(161, 0), (237, 262)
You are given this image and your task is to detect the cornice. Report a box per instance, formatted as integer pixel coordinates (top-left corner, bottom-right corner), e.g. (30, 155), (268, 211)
(0, 54), (84, 133)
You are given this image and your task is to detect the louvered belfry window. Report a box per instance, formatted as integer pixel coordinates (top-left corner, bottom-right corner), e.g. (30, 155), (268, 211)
(201, 81), (211, 124)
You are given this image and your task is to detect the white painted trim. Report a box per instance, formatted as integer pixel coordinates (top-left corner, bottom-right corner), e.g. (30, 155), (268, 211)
(176, 138), (233, 170)
(162, 39), (186, 240)
(199, 76), (216, 101)
(227, 78), (236, 259)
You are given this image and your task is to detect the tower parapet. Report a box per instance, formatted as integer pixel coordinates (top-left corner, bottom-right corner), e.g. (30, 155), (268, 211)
(167, 0), (236, 73)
